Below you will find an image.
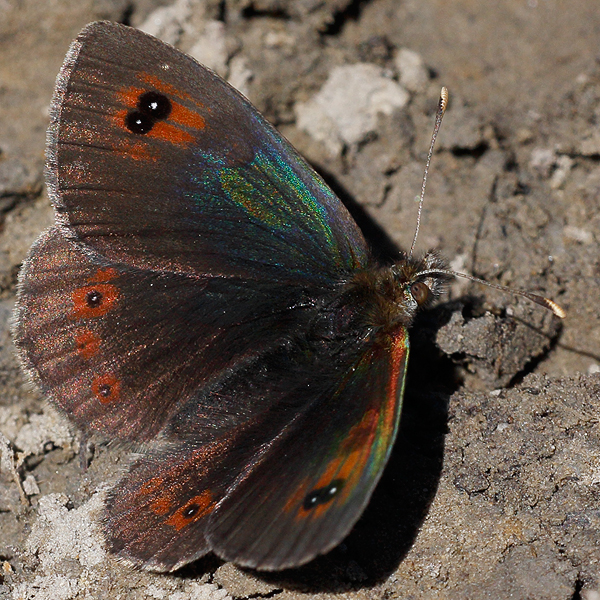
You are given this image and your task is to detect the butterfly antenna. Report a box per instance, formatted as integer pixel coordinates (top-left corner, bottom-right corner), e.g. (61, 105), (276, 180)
(417, 267), (566, 318)
(407, 88), (565, 319)
(408, 86), (449, 260)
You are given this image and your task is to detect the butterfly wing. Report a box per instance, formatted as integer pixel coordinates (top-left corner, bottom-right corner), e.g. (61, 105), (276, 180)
(103, 327), (409, 570)
(14, 228), (314, 440)
(49, 21), (369, 285)
(103, 437), (233, 571)
(208, 328), (409, 569)
(16, 22), (368, 440)
(103, 338), (330, 570)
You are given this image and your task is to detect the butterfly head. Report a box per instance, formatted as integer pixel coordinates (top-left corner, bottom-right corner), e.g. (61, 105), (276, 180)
(347, 250), (449, 332)
(391, 249), (450, 312)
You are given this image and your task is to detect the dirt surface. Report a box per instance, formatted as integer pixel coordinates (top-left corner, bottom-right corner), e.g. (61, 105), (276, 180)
(1, 0), (599, 598)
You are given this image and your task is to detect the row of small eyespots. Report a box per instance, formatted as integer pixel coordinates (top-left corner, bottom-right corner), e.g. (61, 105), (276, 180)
(71, 269), (121, 404)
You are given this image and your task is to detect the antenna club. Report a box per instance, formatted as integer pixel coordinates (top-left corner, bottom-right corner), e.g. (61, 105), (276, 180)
(416, 268), (566, 319)
(544, 298), (567, 319)
(440, 87), (449, 113)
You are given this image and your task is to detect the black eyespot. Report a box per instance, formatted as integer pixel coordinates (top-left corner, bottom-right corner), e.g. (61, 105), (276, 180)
(137, 91), (171, 120)
(125, 111), (155, 134)
(410, 281), (430, 306)
(303, 479), (344, 511)
(97, 384), (111, 398)
(86, 290), (103, 307)
(183, 503), (199, 518)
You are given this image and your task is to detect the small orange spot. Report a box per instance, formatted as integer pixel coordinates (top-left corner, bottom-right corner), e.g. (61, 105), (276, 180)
(92, 374), (121, 404)
(71, 283), (119, 319)
(75, 331), (101, 359)
(150, 496), (172, 516)
(127, 141), (160, 162)
(166, 491), (214, 531)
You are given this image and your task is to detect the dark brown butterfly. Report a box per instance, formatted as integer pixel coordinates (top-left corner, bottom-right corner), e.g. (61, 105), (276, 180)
(12, 21), (563, 572)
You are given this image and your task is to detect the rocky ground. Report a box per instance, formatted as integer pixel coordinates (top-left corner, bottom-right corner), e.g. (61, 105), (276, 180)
(0, 0), (599, 598)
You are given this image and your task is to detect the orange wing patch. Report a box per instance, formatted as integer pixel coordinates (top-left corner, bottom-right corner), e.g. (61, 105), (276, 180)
(166, 491), (215, 531)
(74, 330), (101, 359)
(71, 283), (120, 318)
(92, 373), (121, 404)
(115, 80), (206, 151)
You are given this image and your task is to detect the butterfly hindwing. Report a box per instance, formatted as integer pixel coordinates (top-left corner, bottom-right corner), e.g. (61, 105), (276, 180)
(103, 439), (225, 571)
(206, 328), (409, 569)
(102, 340), (339, 570)
(49, 21), (369, 285)
(102, 328), (408, 571)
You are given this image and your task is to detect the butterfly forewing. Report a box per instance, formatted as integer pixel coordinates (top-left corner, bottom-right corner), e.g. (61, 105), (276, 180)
(49, 21), (369, 285)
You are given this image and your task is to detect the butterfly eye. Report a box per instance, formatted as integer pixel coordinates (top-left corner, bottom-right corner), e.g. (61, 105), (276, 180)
(410, 281), (430, 306)
(302, 479), (344, 511)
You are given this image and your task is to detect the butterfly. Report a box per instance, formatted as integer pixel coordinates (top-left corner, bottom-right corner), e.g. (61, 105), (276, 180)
(12, 21), (563, 572)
